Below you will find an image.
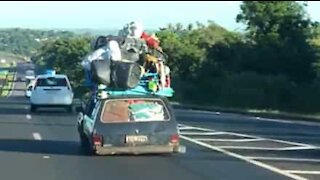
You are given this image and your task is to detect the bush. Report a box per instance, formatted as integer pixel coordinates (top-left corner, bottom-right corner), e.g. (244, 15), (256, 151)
(173, 72), (320, 113)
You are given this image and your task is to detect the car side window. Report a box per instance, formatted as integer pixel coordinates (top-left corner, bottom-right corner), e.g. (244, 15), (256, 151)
(90, 100), (101, 120)
(84, 98), (96, 117)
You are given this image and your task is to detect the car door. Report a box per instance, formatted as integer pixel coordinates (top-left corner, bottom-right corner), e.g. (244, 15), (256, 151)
(82, 100), (102, 138)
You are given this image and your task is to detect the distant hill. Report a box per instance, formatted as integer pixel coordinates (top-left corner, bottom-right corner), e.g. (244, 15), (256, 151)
(57, 28), (158, 36)
(0, 28), (81, 57)
(0, 27), (158, 57)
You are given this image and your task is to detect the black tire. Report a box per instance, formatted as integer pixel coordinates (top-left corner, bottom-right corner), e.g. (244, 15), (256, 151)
(30, 105), (37, 113)
(80, 135), (95, 156)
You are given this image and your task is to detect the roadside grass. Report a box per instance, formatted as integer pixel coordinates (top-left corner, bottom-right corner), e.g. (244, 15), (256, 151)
(0, 72), (14, 97)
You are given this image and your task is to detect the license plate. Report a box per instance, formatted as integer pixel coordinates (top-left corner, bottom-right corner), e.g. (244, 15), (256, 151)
(125, 135), (148, 143)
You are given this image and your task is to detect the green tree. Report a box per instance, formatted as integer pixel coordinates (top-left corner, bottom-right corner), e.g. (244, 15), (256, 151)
(36, 37), (91, 92)
(236, 1), (319, 83)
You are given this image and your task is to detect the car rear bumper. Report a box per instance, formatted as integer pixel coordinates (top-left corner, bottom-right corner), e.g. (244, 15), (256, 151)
(95, 144), (186, 155)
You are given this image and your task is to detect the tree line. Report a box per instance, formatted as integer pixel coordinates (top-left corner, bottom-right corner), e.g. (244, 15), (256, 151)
(34, 1), (320, 113)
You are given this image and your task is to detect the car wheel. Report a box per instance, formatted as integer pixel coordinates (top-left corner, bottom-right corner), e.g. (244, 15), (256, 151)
(30, 105), (37, 113)
(80, 136), (95, 156)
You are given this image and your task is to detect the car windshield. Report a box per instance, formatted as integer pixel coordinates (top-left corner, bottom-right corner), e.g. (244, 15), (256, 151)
(26, 70), (35, 76)
(101, 98), (170, 123)
(36, 77), (68, 87)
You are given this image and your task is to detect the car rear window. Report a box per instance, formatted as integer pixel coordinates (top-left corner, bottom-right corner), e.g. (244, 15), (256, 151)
(26, 70), (35, 76)
(36, 77), (68, 87)
(101, 98), (170, 123)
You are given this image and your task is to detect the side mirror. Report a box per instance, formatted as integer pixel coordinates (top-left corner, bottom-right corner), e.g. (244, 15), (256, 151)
(75, 106), (84, 113)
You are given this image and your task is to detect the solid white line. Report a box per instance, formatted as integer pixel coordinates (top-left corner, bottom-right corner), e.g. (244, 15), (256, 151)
(32, 133), (42, 140)
(178, 124), (215, 132)
(178, 127), (213, 131)
(194, 138), (264, 142)
(247, 157), (320, 163)
(180, 135), (307, 180)
(215, 146), (317, 151)
(26, 114), (32, 120)
(284, 170), (320, 175)
(224, 131), (317, 148)
(179, 124), (318, 149)
(179, 132), (224, 136)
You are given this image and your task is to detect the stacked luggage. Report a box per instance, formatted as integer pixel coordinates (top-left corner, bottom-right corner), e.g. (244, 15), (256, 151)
(81, 21), (173, 98)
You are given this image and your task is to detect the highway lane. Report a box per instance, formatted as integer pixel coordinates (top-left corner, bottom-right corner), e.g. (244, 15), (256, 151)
(0, 62), (318, 180)
(0, 98), (289, 180)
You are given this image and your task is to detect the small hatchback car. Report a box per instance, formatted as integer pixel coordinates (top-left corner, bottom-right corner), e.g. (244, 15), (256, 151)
(76, 95), (186, 155)
(30, 74), (74, 112)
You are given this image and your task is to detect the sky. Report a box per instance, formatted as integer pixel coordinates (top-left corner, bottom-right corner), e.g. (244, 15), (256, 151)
(0, 1), (319, 31)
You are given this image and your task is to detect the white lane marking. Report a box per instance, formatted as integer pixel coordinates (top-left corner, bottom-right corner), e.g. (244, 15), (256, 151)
(214, 146), (317, 151)
(180, 135), (307, 180)
(247, 157), (320, 163)
(26, 114), (32, 120)
(224, 131), (316, 148)
(32, 133), (42, 140)
(7, 71), (17, 97)
(179, 124), (318, 148)
(179, 132), (224, 136)
(194, 138), (264, 142)
(223, 131), (316, 148)
(179, 125), (215, 132)
(284, 170), (320, 175)
(43, 156), (50, 159)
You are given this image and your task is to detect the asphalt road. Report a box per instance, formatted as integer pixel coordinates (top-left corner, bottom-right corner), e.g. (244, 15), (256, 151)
(0, 62), (319, 180)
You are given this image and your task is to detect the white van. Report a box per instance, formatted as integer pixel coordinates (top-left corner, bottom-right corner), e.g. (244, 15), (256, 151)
(30, 74), (74, 112)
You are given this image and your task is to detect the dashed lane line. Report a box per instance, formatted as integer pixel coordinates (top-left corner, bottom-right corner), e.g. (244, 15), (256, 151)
(32, 132), (42, 140)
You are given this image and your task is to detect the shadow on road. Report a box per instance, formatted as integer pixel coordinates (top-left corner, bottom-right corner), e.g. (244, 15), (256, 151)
(0, 139), (184, 157)
(0, 107), (29, 115)
(0, 139), (83, 156)
(0, 120), (76, 127)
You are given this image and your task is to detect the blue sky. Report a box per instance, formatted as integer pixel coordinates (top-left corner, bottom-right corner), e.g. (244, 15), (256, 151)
(0, 1), (319, 31)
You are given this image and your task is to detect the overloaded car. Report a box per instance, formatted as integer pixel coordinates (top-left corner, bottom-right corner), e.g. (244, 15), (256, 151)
(76, 95), (186, 155)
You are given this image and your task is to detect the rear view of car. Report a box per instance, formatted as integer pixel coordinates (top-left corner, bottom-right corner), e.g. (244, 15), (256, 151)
(30, 74), (74, 112)
(78, 96), (186, 155)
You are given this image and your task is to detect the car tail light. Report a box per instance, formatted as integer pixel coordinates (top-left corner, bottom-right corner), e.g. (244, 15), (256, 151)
(92, 134), (103, 146)
(165, 75), (171, 87)
(170, 134), (179, 144)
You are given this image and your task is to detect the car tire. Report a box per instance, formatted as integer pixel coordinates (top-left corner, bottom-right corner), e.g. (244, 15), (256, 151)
(30, 105), (37, 113)
(80, 135), (94, 156)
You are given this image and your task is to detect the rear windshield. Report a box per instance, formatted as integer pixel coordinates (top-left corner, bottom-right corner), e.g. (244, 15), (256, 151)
(101, 98), (170, 123)
(36, 77), (68, 87)
(26, 70), (35, 76)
